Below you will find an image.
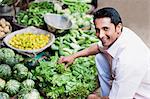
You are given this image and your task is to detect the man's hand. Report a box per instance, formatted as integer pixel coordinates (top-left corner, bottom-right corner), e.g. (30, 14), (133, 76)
(58, 55), (75, 69)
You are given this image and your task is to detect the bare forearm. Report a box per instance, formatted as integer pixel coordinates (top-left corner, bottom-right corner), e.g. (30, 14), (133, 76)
(72, 44), (100, 59)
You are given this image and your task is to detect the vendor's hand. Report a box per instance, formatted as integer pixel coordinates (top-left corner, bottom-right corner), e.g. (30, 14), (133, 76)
(58, 55), (75, 69)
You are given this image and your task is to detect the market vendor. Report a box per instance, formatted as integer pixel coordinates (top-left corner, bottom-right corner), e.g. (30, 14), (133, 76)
(58, 7), (150, 99)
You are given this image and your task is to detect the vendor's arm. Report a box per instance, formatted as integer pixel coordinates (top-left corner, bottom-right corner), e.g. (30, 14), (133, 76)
(58, 43), (100, 67)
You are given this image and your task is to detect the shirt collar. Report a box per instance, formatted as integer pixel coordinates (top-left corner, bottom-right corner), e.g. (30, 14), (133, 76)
(106, 27), (128, 58)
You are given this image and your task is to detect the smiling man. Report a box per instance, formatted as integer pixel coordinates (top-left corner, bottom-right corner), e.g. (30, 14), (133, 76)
(59, 7), (150, 99)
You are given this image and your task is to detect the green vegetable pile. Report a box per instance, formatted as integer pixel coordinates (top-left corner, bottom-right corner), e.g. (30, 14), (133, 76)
(0, 0), (100, 98)
(63, 0), (92, 3)
(0, 0), (13, 5)
(62, 2), (91, 14)
(0, 48), (24, 66)
(0, 48), (40, 99)
(16, 1), (55, 27)
(33, 52), (98, 99)
(51, 28), (98, 56)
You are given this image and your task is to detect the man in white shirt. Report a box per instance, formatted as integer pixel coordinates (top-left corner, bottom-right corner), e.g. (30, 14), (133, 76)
(59, 7), (150, 99)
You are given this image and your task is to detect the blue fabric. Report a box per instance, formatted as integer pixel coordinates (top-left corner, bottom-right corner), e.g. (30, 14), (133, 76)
(95, 53), (111, 96)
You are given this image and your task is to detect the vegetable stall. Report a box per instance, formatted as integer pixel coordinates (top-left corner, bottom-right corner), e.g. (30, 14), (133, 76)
(0, 0), (99, 99)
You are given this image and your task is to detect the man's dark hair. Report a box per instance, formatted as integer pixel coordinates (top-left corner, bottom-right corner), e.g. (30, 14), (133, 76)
(93, 7), (122, 27)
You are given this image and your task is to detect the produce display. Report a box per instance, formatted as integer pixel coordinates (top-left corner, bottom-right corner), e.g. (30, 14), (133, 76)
(0, 0), (14, 5)
(16, 1), (55, 27)
(0, 47), (23, 66)
(0, 0), (100, 98)
(63, 0), (91, 3)
(9, 32), (50, 50)
(33, 53), (98, 98)
(0, 18), (11, 38)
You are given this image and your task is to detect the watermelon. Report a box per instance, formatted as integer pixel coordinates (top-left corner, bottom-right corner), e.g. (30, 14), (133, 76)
(5, 79), (20, 96)
(0, 92), (9, 99)
(13, 64), (28, 81)
(21, 79), (35, 90)
(0, 64), (11, 80)
(0, 78), (6, 91)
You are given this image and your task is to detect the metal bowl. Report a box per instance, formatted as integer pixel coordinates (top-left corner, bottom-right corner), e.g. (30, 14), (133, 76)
(44, 13), (72, 33)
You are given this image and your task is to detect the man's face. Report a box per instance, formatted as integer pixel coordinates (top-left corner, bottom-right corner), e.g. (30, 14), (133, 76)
(95, 17), (122, 49)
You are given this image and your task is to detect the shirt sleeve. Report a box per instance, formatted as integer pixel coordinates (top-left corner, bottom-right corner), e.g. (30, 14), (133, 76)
(109, 55), (147, 99)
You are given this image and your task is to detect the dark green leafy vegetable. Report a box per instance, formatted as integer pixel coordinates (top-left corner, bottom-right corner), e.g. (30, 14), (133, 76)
(33, 56), (97, 98)
(16, 1), (55, 27)
(1, 0), (14, 5)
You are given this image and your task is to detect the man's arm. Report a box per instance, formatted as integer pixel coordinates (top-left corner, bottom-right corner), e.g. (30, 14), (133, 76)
(72, 43), (100, 58)
(58, 43), (100, 66)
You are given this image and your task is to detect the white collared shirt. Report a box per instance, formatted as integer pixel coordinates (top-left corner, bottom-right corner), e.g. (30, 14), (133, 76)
(99, 27), (150, 99)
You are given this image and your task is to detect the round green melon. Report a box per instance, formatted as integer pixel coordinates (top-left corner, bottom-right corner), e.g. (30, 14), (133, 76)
(18, 89), (40, 99)
(0, 64), (12, 80)
(0, 78), (6, 91)
(13, 64), (28, 81)
(0, 92), (9, 99)
(21, 79), (35, 90)
(0, 48), (15, 61)
(5, 79), (20, 96)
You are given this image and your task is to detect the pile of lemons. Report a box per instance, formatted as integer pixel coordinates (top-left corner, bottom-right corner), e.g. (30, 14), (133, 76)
(9, 32), (50, 50)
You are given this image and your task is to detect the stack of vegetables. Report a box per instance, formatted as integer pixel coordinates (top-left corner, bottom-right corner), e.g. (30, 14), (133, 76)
(0, 0), (100, 98)
(32, 0), (99, 98)
(0, 0), (14, 5)
(0, 18), (12, 38)
(0, 48), (40, 99)
(16, 1), (55, 27)
(33, 52), (98, 99)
